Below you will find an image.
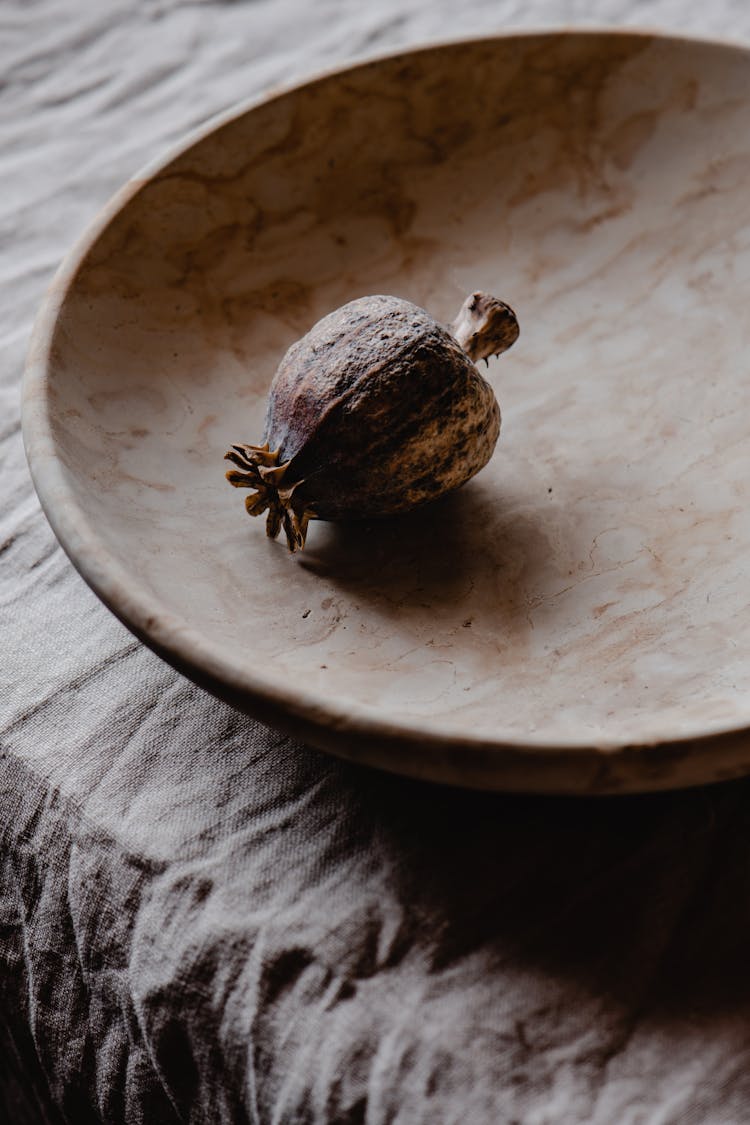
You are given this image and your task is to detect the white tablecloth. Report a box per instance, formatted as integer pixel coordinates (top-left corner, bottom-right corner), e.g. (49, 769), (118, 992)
(5, 2), (750, 1122)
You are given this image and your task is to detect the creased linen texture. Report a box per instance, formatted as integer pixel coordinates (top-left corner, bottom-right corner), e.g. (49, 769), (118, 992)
(4, 1), (750, 1122)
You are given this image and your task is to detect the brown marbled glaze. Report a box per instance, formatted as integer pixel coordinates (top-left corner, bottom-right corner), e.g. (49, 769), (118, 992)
(23, 31), (750, 791)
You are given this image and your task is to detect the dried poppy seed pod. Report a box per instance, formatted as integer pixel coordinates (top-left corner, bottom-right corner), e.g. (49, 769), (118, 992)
(225, 292), (519, 552)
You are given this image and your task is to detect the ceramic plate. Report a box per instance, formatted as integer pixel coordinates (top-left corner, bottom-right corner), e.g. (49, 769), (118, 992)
(23, 30), (750, 792)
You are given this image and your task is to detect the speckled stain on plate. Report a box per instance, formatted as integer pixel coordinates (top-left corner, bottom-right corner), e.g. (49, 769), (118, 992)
(22, 29), (750, 792)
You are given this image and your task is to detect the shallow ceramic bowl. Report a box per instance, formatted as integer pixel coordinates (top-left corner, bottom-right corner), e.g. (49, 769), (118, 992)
(23, 30), (750, 793)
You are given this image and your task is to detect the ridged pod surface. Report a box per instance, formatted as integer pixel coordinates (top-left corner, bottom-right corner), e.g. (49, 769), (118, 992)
(226, 293), (518, 551)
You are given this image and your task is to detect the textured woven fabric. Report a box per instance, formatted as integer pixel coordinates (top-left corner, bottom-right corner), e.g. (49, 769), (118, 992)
(5, 1), (750, 1122)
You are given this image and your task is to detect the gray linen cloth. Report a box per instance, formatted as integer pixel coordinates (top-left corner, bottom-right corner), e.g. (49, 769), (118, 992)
(4, 2), (750, 1122)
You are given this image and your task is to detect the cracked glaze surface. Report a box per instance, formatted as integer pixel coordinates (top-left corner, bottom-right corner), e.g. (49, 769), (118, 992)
(24, 31), (750, 790)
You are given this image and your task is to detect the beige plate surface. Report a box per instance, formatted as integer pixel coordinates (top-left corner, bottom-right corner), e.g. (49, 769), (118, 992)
(23, 30), (750, 793)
